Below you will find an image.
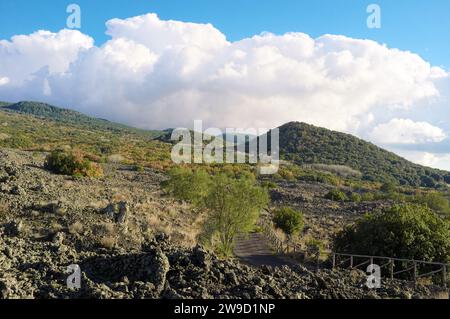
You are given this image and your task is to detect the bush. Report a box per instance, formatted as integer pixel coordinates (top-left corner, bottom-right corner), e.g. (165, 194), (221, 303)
(420, 175), (436, 188)
(261, 181), (278, 189)
(325, 189), (348, 201)
(273, 207), (304, 237)
(380, 182), (397, 193)
(45, 150), (103, 178)
(333, 204), (450, 263)
(349, 192), (362, 203)
(162, 167), (211, 206)
(360, 192), (375, 202)
(412, 192), (450, 214)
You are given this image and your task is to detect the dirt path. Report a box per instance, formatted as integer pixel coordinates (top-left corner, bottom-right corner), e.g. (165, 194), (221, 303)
(234, 232), (295, 267)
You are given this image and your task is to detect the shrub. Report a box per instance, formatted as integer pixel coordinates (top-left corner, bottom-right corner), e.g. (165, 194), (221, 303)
(273, 207), (304, 237)
(99, 236), (116, 249)
(380, 182), (396, 193)
(420, 175), (436, 188)
(333, 204), (450, 263)
(162, 167), (211, 206)
(412, 192), (450, 214)
(349, 192), (362, 203)
(261, 181), (278, 189)
(306, 164), (362, 178)
(360, 192), (375, 202)
(68, 221), (84, 234)
(45, 150), (103, 178)
(325, 189), (348, 201)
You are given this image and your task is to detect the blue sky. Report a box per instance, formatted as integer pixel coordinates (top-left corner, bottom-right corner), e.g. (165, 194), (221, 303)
(1, 0), (450, 68)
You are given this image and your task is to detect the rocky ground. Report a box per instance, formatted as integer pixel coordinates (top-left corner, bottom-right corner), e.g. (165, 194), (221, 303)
(0, 148), (203, 252)
(270, 181), (392, 246)
(0, 231), (439, 299)
(0, 148), (447, 299)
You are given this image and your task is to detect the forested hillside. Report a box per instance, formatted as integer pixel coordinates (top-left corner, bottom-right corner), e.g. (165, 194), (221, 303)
(276, 122), (450, 187)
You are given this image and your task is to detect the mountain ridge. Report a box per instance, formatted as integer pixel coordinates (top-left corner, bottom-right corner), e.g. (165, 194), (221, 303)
(273, 121), (449, 187)
(1, 100), (448, 187)
(0, 101), (164, 138)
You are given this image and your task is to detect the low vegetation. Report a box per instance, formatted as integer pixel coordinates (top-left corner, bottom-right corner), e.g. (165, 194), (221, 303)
(325, 189), (348, 202)
(273, 207), (304, 237)
(334, 204), (450, 263)
(45, 149), (104, 178)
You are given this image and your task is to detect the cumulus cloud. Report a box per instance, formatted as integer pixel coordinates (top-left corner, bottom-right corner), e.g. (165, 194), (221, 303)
(392, 150), (450, 171)
(0, 30), (93, 84)
(370, 118), (447, 144)
(0, 13), (449, 169)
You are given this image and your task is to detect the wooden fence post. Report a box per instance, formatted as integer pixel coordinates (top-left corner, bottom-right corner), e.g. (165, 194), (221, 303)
(332, 253), (336, 269)
(350, 256), (353, 269)
(390, 259), (394, 280)
(443, 265), (447, 288)
(413, 261), (417, 284)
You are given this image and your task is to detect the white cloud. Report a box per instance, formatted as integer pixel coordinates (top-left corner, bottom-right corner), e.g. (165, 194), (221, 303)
(0, 30), (93, 85)
(370, 118), (447, 144)
(0, 13), (449, 169)
(393, 150), (450, 171)
(0, 77), (9, 86)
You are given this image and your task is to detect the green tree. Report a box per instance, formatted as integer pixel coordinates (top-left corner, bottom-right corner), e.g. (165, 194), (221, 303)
(334, 204), (450, 263)
(164, 169), (269, 256)
(273, 207), (304, 237)
(201, 174), (269, 256)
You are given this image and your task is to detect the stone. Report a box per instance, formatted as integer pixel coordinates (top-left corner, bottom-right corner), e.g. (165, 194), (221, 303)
(116, 201), (128, 224)
(52, 232), (65, 246)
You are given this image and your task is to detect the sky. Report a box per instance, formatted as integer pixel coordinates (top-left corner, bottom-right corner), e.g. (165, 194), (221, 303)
(0, 0), (449, 170)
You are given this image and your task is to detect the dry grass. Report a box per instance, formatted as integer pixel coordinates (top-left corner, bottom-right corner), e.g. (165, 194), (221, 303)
(0, 202), (9, 221)
(107, 154), (125, 164)
(49, 221), (64, 233)
(430, 290), (449, 299)
(98, 222), (116, 235)
(68, 221), (84, 234)
(147, 215), (161, 227)
(99, 236), (116, 249)
(111, 192), (129, 203)
(273, 227), (287, 243)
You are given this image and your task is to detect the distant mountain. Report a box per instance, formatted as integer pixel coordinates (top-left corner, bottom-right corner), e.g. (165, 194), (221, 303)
(270, 122), (449, 187)
(0, 101), (163, 138)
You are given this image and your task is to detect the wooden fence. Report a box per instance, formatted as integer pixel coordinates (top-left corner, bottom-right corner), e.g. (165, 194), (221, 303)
(332, 252), (448, 288)
(259, 221), (449, 288)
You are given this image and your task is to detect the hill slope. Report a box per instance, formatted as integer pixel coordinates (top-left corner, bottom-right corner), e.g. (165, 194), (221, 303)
(0, 101), (172, 169)
(273, 122), (449, 187)
(0, 101), (163, 138)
